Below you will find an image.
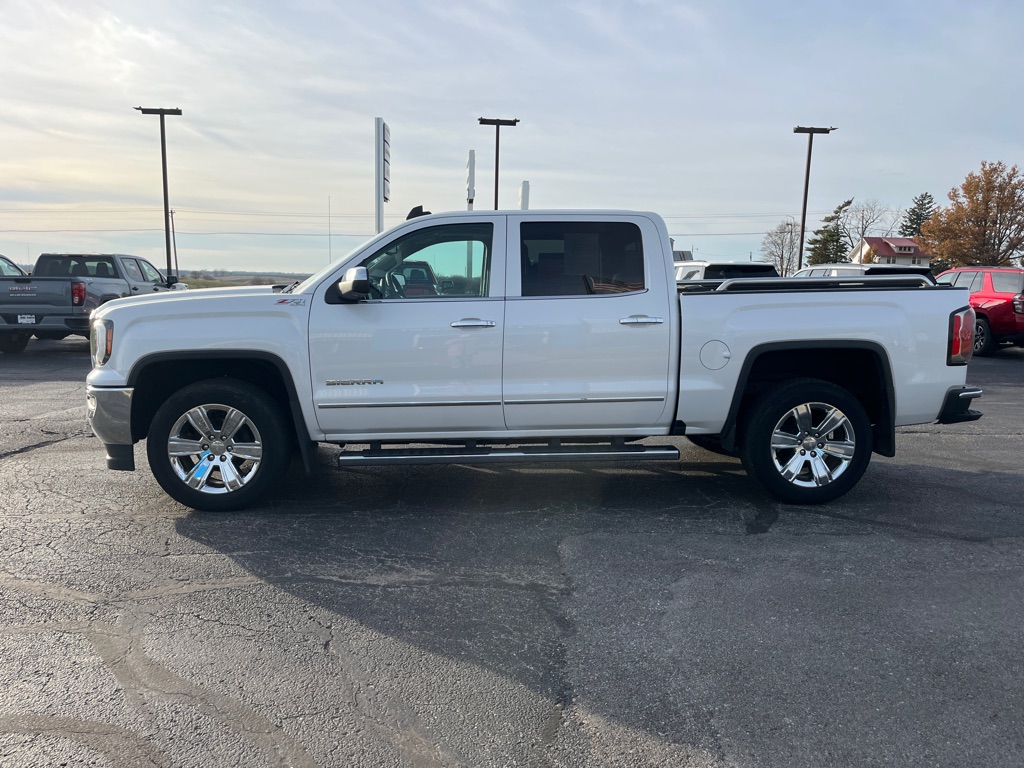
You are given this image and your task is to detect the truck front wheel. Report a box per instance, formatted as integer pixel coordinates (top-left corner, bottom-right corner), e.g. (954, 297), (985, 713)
(740, 379), (872, 504)
(146, 378), (291, 511)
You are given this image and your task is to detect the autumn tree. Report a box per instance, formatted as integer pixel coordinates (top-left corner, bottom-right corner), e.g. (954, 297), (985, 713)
(805, 199), (852, 265)
(898, 192), (936, 238)
(760, 218), (800, 276)
(919, 161), (1024, 267)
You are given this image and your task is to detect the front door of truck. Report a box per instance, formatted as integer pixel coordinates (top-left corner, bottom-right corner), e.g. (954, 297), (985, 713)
(309, 218), (507, 439)
(502, 215), (674, 431)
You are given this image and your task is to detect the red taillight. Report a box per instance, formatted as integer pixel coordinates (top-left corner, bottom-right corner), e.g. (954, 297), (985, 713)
(72, 282), (86, 306)
(948, 306), (975, 365)
(1013, 293), (1023, 314)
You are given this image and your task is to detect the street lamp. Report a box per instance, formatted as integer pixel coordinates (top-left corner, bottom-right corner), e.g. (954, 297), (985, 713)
(135, 106), (182, 282)
(478, 117), (519, 209)
(793, 125), (836, 270)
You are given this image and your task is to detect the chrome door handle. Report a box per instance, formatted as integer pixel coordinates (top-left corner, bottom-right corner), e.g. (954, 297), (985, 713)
(619, 315), (664, 325)
(450, 318), (496, 328)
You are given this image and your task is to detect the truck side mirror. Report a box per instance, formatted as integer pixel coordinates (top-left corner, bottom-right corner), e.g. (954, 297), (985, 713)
(166, 274), (179, 287)
(337, 267), (370, 301)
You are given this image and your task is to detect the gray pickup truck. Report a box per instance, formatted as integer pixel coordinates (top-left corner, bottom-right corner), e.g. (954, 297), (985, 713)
(0, 253), (184, 354)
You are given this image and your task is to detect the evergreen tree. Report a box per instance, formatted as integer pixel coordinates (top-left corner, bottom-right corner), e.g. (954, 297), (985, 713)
(805, 199), (853, 265)
(899, 192), (936, 238)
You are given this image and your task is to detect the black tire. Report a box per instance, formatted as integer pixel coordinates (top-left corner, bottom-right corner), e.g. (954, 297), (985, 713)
(146, 378), (292, 511)
(0, 332), (31, 354)
(739, 379), (872, 505)
(33, 331), (69, 341)
(974, 317), (995, 357)
(687, 434), (737, 457)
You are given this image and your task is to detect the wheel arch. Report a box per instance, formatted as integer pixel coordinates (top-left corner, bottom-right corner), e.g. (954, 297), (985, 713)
(127, 351), (315, 473)
(719, 341), (896, 457)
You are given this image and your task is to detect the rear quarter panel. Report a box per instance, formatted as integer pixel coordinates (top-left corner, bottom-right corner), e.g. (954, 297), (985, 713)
(676, 286), (970, 433)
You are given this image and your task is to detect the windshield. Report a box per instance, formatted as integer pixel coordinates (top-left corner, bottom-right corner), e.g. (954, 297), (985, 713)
(287, 234), (380, 294)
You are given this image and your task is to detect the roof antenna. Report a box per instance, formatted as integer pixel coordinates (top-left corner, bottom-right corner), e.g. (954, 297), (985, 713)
(406, 205), (432, 220)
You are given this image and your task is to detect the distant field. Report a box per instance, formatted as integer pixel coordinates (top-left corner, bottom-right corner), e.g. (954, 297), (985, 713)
(182, 272), (311, 289)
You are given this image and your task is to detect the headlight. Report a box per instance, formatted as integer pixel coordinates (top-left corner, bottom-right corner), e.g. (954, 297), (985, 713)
(90, 319), (113, 366)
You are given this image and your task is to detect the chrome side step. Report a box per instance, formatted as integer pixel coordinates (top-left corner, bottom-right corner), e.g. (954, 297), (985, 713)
(336, 442), (680, 467)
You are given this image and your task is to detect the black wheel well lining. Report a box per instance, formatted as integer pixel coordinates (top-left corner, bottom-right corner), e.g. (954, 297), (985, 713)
(127, 353), (299, 445)
(720, 343), (896, 457)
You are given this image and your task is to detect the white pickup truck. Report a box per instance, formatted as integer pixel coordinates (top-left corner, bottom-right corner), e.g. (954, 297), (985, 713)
(86, 210), (982, 511)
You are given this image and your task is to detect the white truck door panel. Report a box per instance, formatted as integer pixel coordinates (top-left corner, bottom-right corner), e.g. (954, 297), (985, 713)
(503, 215), (673, 430)
(309, 218), (506, 437)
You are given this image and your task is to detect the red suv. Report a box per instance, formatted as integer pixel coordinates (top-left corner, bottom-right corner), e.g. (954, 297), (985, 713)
(936, 267), (1024, 355)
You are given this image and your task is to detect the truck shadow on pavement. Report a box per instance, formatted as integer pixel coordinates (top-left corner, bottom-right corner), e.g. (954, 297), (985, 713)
(173, 444), (1024, 754)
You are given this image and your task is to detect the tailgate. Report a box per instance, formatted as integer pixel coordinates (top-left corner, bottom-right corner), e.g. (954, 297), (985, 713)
(0, 278), (84, 326)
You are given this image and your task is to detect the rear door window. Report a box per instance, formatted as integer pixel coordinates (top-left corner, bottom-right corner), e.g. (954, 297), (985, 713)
(121, 259), (145, 282)
(520, 221), (644, 296)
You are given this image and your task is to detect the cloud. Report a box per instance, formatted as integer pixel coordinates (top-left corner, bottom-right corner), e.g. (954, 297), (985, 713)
(2, 0), (1024, 270)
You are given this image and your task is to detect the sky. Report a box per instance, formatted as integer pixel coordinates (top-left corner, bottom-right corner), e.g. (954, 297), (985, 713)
(2, 0), (1023, 274)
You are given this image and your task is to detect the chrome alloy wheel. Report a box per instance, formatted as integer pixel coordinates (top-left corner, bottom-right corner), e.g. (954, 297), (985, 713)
(166, 403), (264, 494)
(973, 319), (988, 354)
(768, 401), (856, 488)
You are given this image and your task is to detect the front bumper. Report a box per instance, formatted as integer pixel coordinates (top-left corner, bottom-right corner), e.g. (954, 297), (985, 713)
(86, 385), (136, 470)
(936, 386), (983, 424)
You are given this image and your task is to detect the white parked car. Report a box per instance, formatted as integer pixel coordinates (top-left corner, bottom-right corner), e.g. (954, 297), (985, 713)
(793, 263), (934, 281)
(674, 260), (779, 281)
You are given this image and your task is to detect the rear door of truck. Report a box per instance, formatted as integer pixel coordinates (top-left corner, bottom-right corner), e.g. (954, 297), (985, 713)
(502, 213), (676, 430)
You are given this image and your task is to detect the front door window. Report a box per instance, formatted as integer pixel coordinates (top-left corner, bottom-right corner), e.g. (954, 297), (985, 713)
(362, 223), (493, 300)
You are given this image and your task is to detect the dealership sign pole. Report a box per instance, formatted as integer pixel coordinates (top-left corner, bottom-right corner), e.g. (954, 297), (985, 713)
(375, 117), (390, 234)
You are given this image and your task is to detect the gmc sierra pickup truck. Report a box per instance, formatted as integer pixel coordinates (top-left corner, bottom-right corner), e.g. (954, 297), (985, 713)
(0, 252), (183, 353)
(86, 210), (982, 511)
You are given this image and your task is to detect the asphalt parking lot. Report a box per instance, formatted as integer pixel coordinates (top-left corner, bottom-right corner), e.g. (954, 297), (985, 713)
(1, 339), (1022, 767)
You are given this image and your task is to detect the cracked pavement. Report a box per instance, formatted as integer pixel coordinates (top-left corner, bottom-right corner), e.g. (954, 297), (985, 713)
(1, 339), (1023, 767)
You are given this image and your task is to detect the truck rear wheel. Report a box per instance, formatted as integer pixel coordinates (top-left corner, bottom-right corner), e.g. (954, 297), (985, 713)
(146, 378), (291, 511)
(0, 331), (30, 354)
(740, 379), (872, 504)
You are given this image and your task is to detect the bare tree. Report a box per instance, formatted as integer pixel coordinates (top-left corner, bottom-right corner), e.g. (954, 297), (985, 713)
(761, 218), (800, 276)
(840, 198), (899, 251)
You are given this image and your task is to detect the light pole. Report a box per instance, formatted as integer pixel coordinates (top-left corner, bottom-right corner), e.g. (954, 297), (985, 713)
(793, 125), (836, 270)
(478, 117), (519, 209)
(135, 106), (182, 281)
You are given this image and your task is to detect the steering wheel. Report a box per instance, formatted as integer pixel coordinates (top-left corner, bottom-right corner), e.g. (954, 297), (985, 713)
(385, 272), (406, 298)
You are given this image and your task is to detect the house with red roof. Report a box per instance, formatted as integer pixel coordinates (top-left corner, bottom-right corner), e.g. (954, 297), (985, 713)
(846, 237), (934, 266)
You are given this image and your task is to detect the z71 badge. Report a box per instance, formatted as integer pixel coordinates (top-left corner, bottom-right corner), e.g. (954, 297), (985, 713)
(274, 298), (306, 306)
